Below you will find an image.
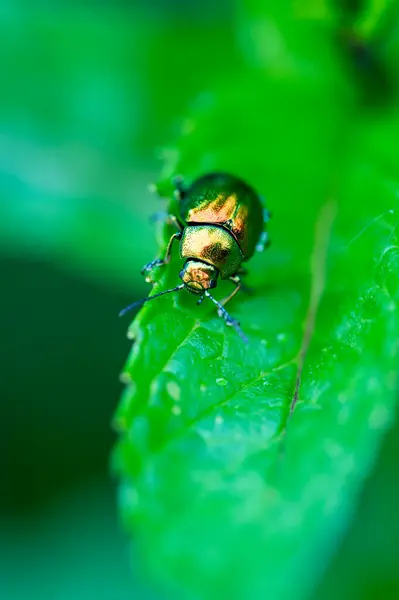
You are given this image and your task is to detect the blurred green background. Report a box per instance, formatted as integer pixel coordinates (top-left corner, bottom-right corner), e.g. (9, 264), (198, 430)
(2, 1), (399, 599)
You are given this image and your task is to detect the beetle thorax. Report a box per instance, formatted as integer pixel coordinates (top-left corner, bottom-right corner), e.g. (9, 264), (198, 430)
(179, 260), (218, 294)
(180, 224), (244, 279)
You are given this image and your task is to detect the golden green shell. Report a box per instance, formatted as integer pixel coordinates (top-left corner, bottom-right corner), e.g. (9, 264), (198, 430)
(180, 225), (243, 279)
(178, 172), (264, 259)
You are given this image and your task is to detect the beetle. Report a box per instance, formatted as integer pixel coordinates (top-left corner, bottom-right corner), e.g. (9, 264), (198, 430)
(120, 172), (270, 341)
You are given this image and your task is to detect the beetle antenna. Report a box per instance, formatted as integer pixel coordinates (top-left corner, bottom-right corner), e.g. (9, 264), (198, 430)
(204, 291), (248, 343)
(119, 284), (185, 317)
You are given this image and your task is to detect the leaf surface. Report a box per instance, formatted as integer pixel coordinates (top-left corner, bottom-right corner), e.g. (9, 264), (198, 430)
(113, 5), (399, 599)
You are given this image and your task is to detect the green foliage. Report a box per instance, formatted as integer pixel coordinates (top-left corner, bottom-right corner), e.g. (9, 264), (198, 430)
(0, 4), (240, 291)
(113, 2), (399, 599)
(0, 4), (157, 290)
(315, 417), (399, 598)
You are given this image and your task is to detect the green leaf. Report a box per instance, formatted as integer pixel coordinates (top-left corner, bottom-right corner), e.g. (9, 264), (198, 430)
(314, 413), (399, 599)
(113, 4), (399, 599)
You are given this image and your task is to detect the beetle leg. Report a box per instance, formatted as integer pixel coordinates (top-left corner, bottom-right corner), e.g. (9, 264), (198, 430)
(263, 207), (272, 222)
(149, 212), (183, 231)
(236, 271), (251, 294)
(204, 291), (248, 343)
(172, 175), (187, 201)
(141, 232), (182, 280)
(219, 275), (242, 307)
(166, 214), (184, 231)
(256, 231), (270, 252)
(256, 219), (271, 252)
(256, 208), (271, 252)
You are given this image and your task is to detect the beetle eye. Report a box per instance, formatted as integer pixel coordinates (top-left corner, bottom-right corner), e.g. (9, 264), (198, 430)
(210, 279), (217, 289)
(179, 269), (185, 279)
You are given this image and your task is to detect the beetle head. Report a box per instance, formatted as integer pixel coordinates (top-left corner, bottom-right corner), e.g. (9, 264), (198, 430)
(179, 260), (218, 294)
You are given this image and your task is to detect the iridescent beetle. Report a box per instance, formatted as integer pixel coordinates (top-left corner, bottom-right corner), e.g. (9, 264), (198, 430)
(120, 172), (270, 341)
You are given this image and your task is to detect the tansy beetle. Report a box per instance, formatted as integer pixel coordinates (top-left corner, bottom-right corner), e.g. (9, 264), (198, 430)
(120, 172), (270, 342)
